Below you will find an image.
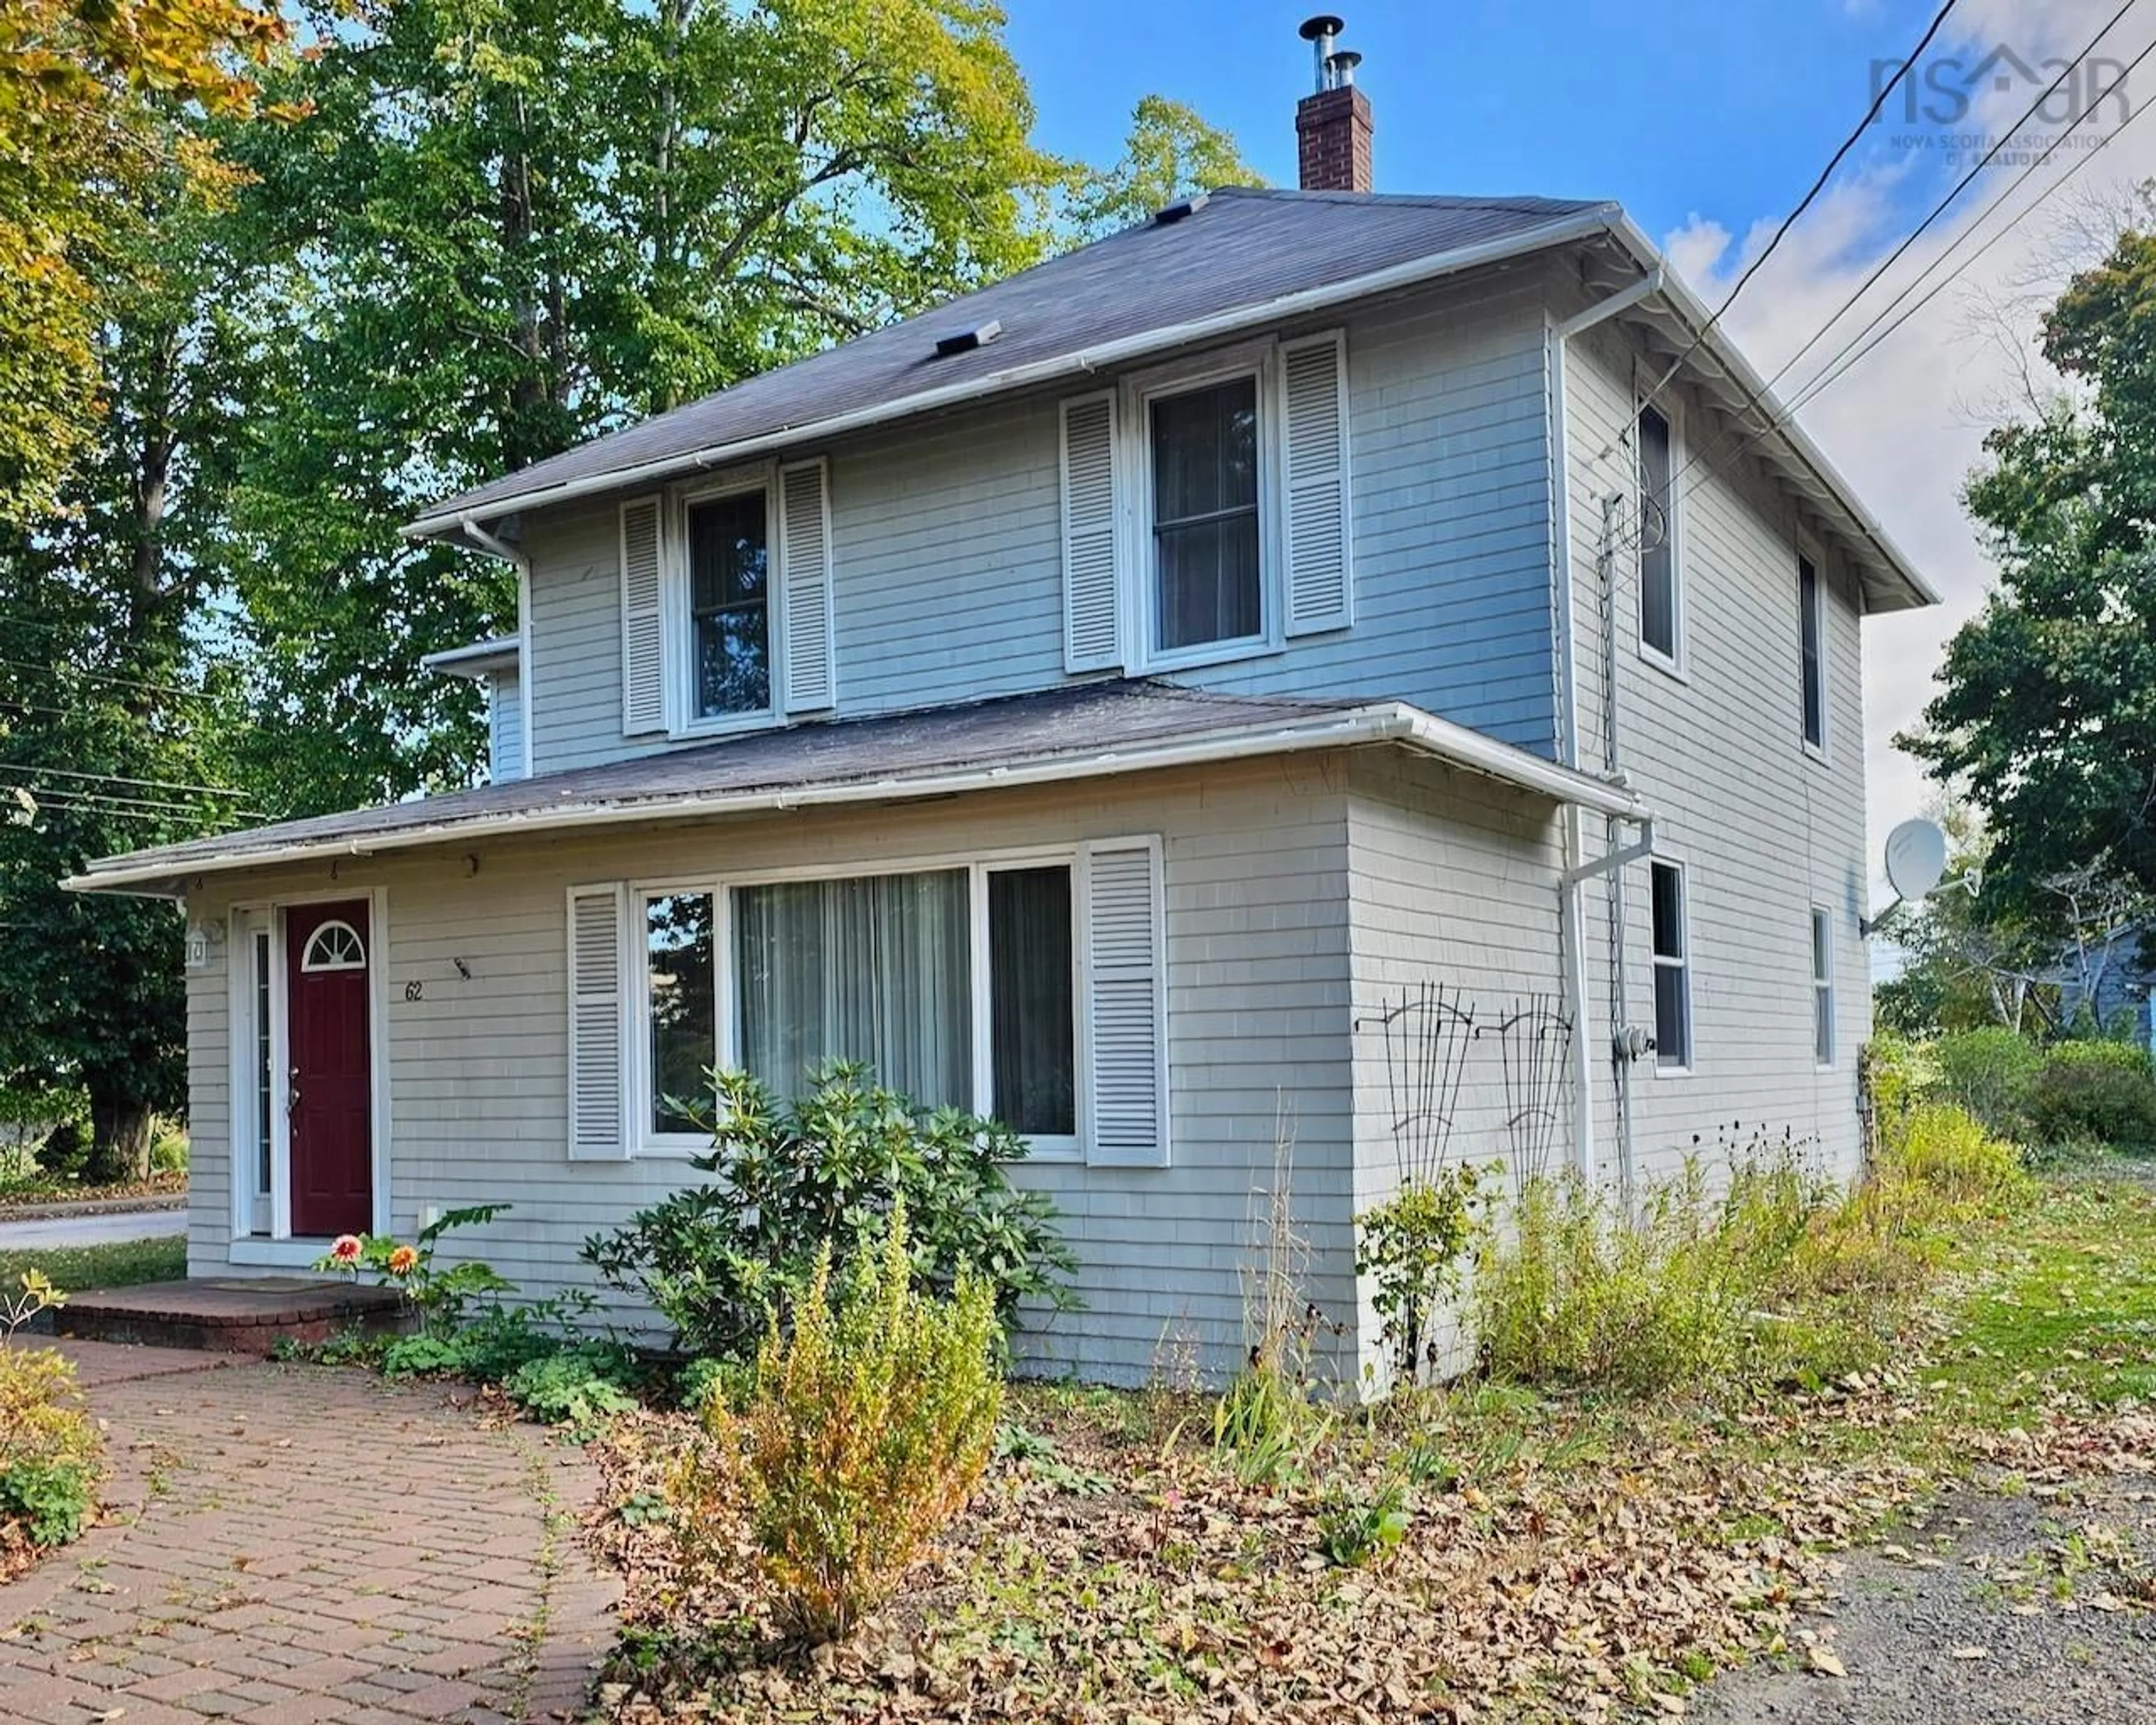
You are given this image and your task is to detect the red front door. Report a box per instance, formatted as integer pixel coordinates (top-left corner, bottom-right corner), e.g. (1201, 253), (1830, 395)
(287, 900), (373, 1238)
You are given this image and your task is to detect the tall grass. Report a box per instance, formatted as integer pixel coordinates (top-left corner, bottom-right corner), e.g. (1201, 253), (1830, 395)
(1473, 1107), (2014, 1398)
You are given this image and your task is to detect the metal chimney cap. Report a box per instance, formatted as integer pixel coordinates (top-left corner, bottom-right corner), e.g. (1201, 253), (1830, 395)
(1299, 15), (1346, 42)
(1326, 49), (1362, 85)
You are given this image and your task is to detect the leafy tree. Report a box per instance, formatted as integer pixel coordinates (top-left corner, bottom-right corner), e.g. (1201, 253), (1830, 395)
(0, 0), (286, 521)
(0, 184), (257, 1178)
(1064, 95), (1260, 241)
(217, 0), (1071, 816)
(1909, 226), (2156, 914)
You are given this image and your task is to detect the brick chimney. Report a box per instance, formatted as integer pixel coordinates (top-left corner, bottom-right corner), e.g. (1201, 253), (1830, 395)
(1296, 16), (1372, 193)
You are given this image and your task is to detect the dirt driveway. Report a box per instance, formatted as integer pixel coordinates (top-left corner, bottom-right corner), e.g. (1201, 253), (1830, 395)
(1698, 1469), (2156, 1725)
(0, 1341), (617, 1724)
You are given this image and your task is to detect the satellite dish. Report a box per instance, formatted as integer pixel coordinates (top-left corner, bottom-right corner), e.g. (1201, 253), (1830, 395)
(1884, 818), (1948, 902)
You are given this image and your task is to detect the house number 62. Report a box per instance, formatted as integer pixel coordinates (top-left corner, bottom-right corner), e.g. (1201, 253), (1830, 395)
(404, 980), (424, 1002)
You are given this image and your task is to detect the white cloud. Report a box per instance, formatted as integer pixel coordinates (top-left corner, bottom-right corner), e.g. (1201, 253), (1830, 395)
(1662, 0), (2154, 892)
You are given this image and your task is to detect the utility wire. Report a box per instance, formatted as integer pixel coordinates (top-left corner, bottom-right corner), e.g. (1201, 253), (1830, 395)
(0, 656), (218, 706)
(1776, 35), (2156, 422)
(1670, 24), (2154, 506)
(1637, 0), (1969, 414)
(3, 781), (237, 817)
(0, 760), (250, 800)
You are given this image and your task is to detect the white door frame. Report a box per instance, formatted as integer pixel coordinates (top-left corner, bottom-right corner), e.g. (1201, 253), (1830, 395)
(225, 886), (392, 1266)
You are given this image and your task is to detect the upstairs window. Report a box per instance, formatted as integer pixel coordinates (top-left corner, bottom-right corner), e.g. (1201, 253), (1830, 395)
(688, 490), (771, 719)
(1638, 402), (1680, 665)
(1798, 554), (1826, 751)
(1650, 859), (1692, 1071)
(1150, 376), (1263, 655)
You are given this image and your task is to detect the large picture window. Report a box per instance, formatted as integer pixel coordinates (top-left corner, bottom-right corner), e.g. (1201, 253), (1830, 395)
(688, 490), (770, 719)
(1150, 375), (1262, 654)
(635, 858), (1080, 1151)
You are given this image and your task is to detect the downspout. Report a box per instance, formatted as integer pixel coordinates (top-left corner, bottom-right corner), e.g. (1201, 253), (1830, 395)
(1549, 266), (1661, 1183)
(459, 517), (535, 782)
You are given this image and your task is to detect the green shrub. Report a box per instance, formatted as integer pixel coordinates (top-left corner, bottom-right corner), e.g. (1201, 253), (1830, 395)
(2046, 1039), (2152, 1077)
(696, 1202), (1003, 1641)
(1355, 1164), (1491, 1380)
(1888, 1103), (2031, 1211)
(1931, 1028), (2043, 1137)
(503, 1348), (640, 1436)
(313, 1204), (516, 1336)
(582, 1063), (1076, 1364)
(2029, 1057), (2156, 1152)
(2, 1277), (102, 1554)
(1212, 1359), (1331, 1486)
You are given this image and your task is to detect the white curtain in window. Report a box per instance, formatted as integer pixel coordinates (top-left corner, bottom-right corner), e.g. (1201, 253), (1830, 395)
(734, 869), (971, 1106)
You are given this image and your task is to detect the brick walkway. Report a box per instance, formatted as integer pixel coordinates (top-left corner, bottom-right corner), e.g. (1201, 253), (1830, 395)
(0, 1342), (618, 1725)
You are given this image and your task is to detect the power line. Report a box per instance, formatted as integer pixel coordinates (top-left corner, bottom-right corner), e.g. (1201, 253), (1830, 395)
(1639, 0), (1969, 413)
(1743, 0), (2140, 428)
(3, 781), (236, 818)
(0, 760), (250, 800)
(1778, 36), (2156, 423)
(1671, 23), (2154, 506)
(0, 656), (218, 706)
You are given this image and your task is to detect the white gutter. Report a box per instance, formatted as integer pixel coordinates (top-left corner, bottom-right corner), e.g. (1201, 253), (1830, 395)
(1546, 267), (1661, 1183)
(456, 517), (536, 783)
(70, 700), (1647, 896)
(400, 205), (1624, 541)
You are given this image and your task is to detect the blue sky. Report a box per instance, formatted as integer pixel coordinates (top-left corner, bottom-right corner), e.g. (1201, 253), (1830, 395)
(1011, 2), (1933, 244)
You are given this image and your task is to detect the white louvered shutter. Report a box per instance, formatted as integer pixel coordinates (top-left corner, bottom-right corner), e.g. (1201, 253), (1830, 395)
(619, 497), (666, 734)
(779, 458), (835, 713)
(1280, 331), (1353, 636)
(1081, 837), (1167, 1167)
(567, 885), (630, 1161)
(1061, 391), (1122, 673)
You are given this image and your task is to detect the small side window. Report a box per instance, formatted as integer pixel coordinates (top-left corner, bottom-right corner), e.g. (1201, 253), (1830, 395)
(1799, 555), (1826, 751)
(1811, 908), (1835, 1066)
(1650, 860), (1691, 1070)
(1638, 403), (1679, 664)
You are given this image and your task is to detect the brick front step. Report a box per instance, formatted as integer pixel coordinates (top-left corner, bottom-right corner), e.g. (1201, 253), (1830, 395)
(56, 1277), (412, 1355)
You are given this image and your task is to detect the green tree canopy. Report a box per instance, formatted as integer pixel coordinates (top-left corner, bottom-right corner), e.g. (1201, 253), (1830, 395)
(1910, 226), (2156, 914)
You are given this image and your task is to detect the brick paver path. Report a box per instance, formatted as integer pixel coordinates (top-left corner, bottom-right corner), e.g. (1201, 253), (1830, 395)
(1, 1341), (618, 1725)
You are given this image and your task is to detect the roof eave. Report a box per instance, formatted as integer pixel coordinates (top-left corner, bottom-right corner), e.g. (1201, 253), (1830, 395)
(401, 203), (1625, 540)
(1603, 212), (1939, 613)
(67, 701), (1647, 898)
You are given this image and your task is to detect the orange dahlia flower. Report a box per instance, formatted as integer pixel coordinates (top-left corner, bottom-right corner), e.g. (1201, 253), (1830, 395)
(386, 1244), (419, 1277)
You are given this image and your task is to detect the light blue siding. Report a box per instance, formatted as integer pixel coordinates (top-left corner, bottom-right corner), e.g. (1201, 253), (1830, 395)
(519, 268), (1560, 775)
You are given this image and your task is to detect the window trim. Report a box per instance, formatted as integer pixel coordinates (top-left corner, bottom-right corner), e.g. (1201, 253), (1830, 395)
(1797, 543), (1829, 762)
(1124, 341), (1283, 674)
(1635, 393), (1686, 679)
(1811, 906), (1836, 1069)
(625, 842), (1085, 1162)
(1648, 855), (1694, 1076)
(666, 466), (783, 741)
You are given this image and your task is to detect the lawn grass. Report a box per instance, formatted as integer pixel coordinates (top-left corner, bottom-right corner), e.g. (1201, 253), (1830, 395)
(0, 1234), (186, 1294)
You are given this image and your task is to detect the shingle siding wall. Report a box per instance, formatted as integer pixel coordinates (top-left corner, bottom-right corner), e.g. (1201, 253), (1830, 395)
(182, 759), (1359, 1386)
(1345, 751), (1570, 1381)
(522, 271), (1559, 774)
(1561, 310), (1872, 1187)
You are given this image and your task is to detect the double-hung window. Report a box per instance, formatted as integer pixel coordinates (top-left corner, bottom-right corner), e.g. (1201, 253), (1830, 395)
(687, 490), (771, 721)
(1638, 401), (1680, 665)
(1650, 859), (1692, 1071)
(1798, 554), (1826, 752)
(1149, 376), (1263, 656)
(633, 859), (1080, 1152)
(1811, 908), (1835, 1067)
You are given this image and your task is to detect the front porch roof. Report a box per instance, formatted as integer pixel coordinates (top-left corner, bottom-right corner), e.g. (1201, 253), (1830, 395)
(68, 680), (1649, 898)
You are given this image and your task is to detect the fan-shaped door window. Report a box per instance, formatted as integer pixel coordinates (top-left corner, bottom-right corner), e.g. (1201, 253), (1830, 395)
(300, 919), (367, 973)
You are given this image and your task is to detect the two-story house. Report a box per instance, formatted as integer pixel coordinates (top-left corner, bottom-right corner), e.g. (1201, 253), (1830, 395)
(74, 36), (1935, 1382)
